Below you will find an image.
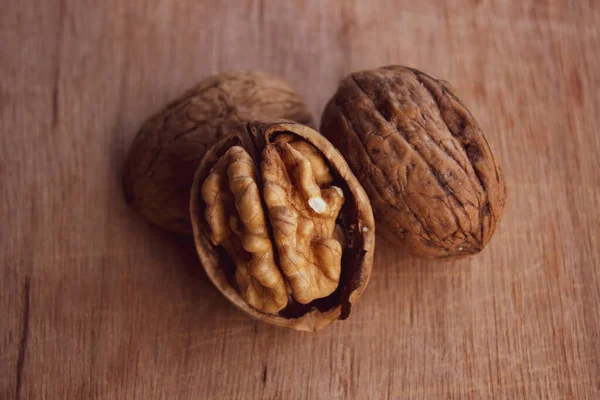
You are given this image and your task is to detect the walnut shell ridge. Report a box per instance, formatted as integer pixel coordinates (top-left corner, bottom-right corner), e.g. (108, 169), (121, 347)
(123, 72), (314, 233)
(320, 66), (506, 258)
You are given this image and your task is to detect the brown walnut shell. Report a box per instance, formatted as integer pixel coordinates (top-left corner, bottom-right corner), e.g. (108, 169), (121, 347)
(123, 72), (314, 233)
(320, 66), (506, 258)
(190, 121), (375, 331)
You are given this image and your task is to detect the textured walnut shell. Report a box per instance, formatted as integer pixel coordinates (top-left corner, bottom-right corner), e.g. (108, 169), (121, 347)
(123, 72), (313, 233)
(320, 66), (506, 258)
(190, 121), (375, 331)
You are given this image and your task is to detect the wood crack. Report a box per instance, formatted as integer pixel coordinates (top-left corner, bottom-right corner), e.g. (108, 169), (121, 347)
(15, 277), (31, 400)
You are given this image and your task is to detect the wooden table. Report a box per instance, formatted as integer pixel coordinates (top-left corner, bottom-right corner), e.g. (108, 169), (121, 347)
(2, 1), (599, 398)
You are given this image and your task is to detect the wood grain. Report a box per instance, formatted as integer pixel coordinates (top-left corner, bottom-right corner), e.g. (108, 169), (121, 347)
(2, 0), (599, 398)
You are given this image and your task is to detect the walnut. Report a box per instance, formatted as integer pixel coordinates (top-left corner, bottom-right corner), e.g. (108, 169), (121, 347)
(201, 146), (288, 313)
(262, 138), (345, 304)
(320, 66), (506, 258)
(123, 72), (313, 233)
(191, 121), (375, 331)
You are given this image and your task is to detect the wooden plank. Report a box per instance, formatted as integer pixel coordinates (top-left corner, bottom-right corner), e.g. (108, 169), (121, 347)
(1, 0), (599, 398)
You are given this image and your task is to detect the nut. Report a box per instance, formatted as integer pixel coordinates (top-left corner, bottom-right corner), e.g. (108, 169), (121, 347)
(123, 72), (314, 233)
(191, 121), (375, 331)
(320, 66), (506, 258)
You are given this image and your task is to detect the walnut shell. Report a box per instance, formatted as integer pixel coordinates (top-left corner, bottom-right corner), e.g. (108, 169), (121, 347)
(320, 66), (506, 258)
(190, 121), (375, 331)
(123, 72), (314, 233)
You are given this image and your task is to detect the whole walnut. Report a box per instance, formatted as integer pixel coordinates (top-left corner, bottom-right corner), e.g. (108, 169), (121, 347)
(123, 72), (313, 233)
(320, 66), (506, 258)
(190, 121), (375, 331)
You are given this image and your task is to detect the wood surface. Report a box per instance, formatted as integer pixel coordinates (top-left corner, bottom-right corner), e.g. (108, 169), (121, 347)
(2, 0), (599, 398)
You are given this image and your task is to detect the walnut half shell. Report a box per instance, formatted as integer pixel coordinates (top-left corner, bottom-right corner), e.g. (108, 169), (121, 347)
(190, 121), (375, 331)
(321, 66), (506, 258)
